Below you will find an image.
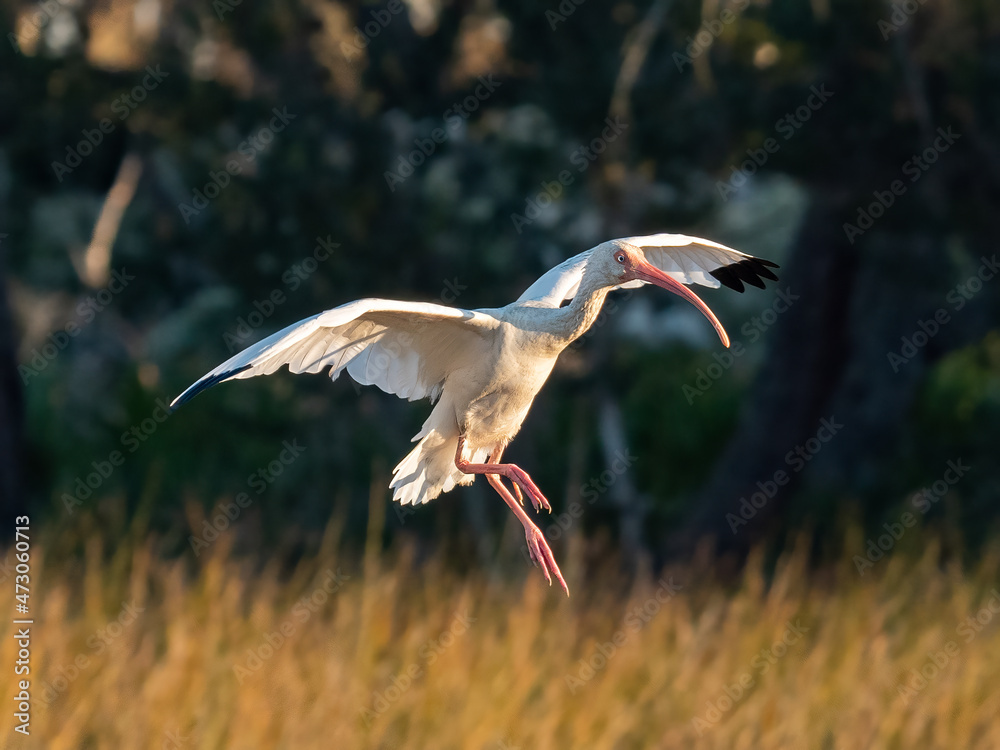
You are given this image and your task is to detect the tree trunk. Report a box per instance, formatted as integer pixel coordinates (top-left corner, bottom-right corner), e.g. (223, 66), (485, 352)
(664, 192), (986, 560)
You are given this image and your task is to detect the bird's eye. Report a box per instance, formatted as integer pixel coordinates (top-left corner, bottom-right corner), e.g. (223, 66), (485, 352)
(616, 254), (625, 263)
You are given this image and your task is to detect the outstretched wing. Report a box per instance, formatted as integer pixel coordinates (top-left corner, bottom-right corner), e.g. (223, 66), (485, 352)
(170, 299), (499, 409)
(515, 250), (592, 307)
(517, 233), (779, 306)
(620, 232), (779, 292)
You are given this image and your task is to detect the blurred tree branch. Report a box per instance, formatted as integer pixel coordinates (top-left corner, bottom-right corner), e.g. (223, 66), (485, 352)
(75, 152), (143, 288)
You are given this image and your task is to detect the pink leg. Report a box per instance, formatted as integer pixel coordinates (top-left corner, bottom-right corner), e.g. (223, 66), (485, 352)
(454, 438), (551, 514)
(486, 443), (525, 507)
(456, 437), (568, 596)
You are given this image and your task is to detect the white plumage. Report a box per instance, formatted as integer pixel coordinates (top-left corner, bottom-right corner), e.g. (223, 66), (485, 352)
(516, 232), (769, 305)
(172, 233), (779, 594)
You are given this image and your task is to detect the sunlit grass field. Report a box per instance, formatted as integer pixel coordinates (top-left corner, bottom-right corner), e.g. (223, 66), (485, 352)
(4, 506), (1000, 749)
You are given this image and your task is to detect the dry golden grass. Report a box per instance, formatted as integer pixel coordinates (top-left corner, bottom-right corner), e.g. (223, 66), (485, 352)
(3, 513), (1000, 750)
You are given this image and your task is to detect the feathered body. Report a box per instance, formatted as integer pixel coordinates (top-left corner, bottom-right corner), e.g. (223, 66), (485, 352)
(391, 264), (615, 506)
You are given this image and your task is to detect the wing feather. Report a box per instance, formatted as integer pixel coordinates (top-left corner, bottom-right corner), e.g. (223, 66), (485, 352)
(517, 232), (778, 307)
(171, 300), (497, 409)
(515, 250), (591, 306)
(626, 234), (778, 293)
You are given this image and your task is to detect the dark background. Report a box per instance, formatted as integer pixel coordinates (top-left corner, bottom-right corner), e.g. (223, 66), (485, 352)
(2, 0), (998, 575)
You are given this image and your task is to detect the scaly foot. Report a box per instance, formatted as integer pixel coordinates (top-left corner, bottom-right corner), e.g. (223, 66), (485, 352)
(524, 524), (569, 596)
(507, 466), (552, 514)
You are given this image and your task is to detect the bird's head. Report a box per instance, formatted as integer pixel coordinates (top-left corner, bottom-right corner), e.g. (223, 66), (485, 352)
(597, 240), (732, 348)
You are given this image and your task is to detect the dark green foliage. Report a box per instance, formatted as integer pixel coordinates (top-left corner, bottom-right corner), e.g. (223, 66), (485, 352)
(3, 0), (998, 560)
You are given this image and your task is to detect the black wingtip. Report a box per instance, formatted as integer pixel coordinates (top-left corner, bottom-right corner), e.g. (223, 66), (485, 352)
(709, 264), (745, 292)
(710, 257), (780, 293)
(170, 364), (252, 411)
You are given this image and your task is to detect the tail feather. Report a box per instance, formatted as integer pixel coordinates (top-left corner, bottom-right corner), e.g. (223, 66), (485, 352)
(390, 430), (487, 506)
(390, 388), (489, 507)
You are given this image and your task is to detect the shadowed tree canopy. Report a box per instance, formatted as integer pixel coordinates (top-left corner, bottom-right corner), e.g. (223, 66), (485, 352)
(1, 0), (998, 566)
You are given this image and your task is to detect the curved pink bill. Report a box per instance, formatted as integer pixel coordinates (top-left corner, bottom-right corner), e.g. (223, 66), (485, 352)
(632, 259), (731, 348)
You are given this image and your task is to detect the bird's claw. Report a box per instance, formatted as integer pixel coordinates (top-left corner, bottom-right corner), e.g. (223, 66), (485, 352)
(529, 488), (552, 515)
(525, 526), (569, 596)
(509, 468), (552, 514)
(510, 481), (525, 507)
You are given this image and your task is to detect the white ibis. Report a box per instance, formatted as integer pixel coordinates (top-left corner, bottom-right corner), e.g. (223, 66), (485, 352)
(171, 233), (778, 594)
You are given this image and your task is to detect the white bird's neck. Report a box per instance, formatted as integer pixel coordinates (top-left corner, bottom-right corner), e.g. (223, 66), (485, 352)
(520, 263), (613, 350)
(561, 273), (612, 343)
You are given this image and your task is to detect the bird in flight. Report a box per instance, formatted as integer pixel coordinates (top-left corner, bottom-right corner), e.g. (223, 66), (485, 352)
(171, 233), (778, 595)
